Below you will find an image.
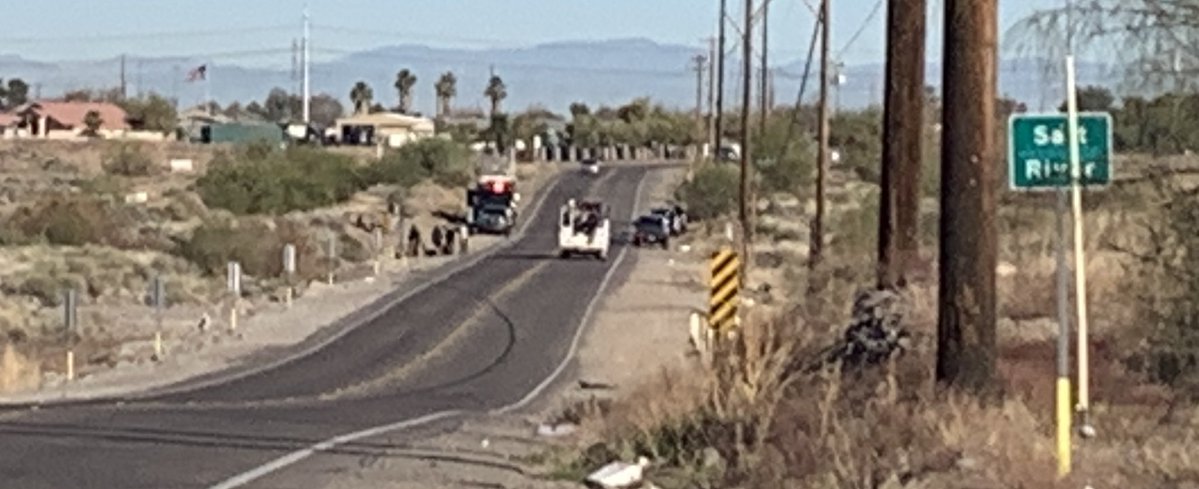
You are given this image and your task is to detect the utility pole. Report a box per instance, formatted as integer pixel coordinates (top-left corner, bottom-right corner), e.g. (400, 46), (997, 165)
(120, 54), (127, 100)
(292, 38), (299, 95)
(936, 0), (998, 393)
(811, 0), (831, 271)
(137, 60), (144, 98)
(715, 0), (728, 155)
(758, 0), (770, 134)
(693, 53), (708, 141)
(708, 36), (718, 154)
(739, 0), (755, 279)
(302, 6), (312, 125)
(878, 0), (927, 289)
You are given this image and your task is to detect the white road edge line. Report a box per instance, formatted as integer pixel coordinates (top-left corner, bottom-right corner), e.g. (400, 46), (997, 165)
(206, 410), (463, 489)
(205, 165), (651, 489)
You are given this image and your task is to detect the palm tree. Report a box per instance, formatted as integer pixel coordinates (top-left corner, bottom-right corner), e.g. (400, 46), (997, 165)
(484, 75), (507, 117)
(350, 81), (374, 115)
(434, 71), (457, 120)
(394, 69), (417, 114)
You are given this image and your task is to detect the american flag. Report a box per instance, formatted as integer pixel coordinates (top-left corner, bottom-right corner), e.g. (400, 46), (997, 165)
(186, 64), (207, 82)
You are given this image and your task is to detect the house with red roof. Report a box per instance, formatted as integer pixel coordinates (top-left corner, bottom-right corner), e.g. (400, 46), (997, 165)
(11, 100), (132, 139)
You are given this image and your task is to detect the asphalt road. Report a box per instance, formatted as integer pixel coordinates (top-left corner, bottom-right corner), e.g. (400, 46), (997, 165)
(0, 163), (654, 489)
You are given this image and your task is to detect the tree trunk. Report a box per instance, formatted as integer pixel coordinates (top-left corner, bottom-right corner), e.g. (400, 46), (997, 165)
(937, 0), (999, 394)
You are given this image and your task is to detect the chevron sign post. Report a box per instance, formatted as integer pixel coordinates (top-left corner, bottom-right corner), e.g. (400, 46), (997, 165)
(708, 247), (741, 331)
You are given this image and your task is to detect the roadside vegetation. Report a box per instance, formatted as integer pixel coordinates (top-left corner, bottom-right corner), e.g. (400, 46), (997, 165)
(546, 89), (1199, 487)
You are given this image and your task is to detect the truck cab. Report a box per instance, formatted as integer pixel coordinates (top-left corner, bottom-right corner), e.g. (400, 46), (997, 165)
(466, 175), (520, 235)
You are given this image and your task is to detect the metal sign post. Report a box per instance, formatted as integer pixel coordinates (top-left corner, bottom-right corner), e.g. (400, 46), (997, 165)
(63, 289), (78, 382)
(327, 235), (337, 285)
(283, 244), (296, 307)
(227, 261), (241, 332)
(1009, 107), (1112, 477)
(152, 276), (166, 360)
(373, 227), (383, 276)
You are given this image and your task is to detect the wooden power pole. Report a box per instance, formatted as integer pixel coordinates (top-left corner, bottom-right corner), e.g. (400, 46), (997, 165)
(708, 37), (718, 153)
(811, 0), (830, 270)
(739, 0), (755, 277)
(715, 0), (728, 155)
(759, 0), (770, 135)
(693, 53), (708, 144)
(937, 0), (998, 392)
(878, 0), (927, 289)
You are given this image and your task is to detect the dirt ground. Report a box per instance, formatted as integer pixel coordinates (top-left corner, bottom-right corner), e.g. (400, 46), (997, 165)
(302, 164), (702, 489)
(0, 156), (560, 405)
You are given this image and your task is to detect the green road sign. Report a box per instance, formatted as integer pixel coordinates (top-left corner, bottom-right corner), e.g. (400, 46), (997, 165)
(1008, 112), (1113, 190)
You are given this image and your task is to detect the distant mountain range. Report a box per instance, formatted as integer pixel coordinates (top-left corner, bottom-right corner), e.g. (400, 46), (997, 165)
(0, 39), (1122, 115)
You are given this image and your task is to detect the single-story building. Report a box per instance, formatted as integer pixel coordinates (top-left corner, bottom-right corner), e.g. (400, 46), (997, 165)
(334, 112), (435, 148)
(0, 113), (21, 139)
(12, 101), (133, 139)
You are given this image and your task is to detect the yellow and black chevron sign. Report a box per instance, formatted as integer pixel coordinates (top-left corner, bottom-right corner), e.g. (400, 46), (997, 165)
(708, 247), (741, 331)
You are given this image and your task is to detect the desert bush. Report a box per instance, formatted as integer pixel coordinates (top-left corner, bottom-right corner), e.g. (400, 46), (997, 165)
(177, 218), (332, 281)
(8, 194), (136, 247)
(1109, 176), (1199, 397)
(101, 142), (156, 177)
(196, 146), (363, 215)
(676, 163), (739, 221)
(366, 138), (475, 189)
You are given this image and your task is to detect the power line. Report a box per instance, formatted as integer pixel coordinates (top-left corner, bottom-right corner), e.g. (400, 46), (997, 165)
(837, 0), (884, 59)
(309, 47), (691, 79)
(313, 24), (529, 47)
(0, 25), (294, 44)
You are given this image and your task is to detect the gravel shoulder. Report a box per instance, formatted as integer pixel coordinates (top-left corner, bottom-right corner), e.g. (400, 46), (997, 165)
(0, 162), (562, 405)
(303, 163), (704, 489)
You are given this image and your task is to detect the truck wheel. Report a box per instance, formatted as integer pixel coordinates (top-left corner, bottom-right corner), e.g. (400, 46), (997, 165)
(560, 250), (571, 259)
(661, 238), (670, 250)
(597, 250), (608, 261)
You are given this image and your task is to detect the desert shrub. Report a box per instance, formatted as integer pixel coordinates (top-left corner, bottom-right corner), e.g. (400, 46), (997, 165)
(177, 218), (331, 282)
(1111, 177), (1199, 397)
(754, 114), (815, 197)
(366, 138), (475, 189)
(4, 274), (87, 308)
(101, 143), (156, 177)
(8, 194), (136, 247)
(196, 146), (363, 215)
(676, 163), (739, 221)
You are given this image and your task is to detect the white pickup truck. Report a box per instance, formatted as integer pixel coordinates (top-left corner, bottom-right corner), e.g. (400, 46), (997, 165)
(558, 199), (610, 260)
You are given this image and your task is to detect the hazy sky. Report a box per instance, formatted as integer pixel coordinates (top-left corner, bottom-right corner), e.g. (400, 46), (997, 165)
(0, 0), (1050, 66)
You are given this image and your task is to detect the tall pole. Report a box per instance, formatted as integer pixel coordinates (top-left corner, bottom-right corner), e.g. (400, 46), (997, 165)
(1064, 0), (1095, 446)
(302, 5), (312, 124)
(758, 0), (770, 134)
(715, 0), (728, 154)
(936, 0), (998, 393)
(120, 54), (127, 100)
(811, 0), (830, 270)
(878, 0), (926, 289)
(693, 54), (707, 129)
(739, 0), (755, 280)
(693, 53), (708, 150)
(708, 36), (718, 154)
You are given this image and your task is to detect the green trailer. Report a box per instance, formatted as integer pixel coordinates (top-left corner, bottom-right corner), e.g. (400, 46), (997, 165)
(201, 122), (285, 144)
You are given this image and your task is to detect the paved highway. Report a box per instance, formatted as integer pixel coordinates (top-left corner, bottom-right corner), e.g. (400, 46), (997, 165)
(0, 163), (655, 489)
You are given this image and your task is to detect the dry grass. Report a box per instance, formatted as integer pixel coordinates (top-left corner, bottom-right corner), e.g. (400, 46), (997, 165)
(557, 166), (1199, 488)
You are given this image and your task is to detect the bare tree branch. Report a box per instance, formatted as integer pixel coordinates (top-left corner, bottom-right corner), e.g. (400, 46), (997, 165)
(1006, 0), (1199, 93)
